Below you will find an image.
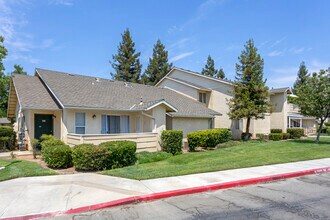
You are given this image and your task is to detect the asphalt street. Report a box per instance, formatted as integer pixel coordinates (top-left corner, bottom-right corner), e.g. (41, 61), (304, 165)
(47, 173), (330, 220)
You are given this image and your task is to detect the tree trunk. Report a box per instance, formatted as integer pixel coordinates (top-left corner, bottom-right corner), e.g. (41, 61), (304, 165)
(316, 119), (325, 144)
(244, 118), (251, 141)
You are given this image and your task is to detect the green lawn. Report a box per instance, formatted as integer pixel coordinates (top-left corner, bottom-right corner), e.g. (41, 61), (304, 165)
(0, 159), (57, 182)
(102, 138), (330, 180)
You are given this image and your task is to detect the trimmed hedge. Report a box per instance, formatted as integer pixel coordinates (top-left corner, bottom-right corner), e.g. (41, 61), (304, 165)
(287, 128), (304, 139)
(161, 130), (183, 155)
(256, 133), (269, 141)
(41, 138), (65, 149)
(271, 129), (282, 133)
(269, 133), (283, 141)
(99, 141), (137, 169)
(72, 144), (110, 171)
(282, 133), (290, 140)
(42, 144), (73, 168)
(187, 128), (232, 151)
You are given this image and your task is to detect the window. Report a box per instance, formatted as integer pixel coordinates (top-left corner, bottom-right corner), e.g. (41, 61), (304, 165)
(102, 115), (130, 134)
(233, 119), (242, 130)
(199, 92), (207, 103)
(75, 112), (86, 134)
(208, 118), (214, 129)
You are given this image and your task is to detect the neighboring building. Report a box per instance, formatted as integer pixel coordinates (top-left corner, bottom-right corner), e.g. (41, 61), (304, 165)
(156, 67), (317, 138)
(0, 118), (11, 126)
(7, 68), (219, 151)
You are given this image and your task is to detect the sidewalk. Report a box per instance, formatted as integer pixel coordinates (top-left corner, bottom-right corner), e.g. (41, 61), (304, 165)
(0, 158), (329, 219)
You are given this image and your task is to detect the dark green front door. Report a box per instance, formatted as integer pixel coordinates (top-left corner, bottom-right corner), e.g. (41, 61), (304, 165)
(34, 114), (53, 139)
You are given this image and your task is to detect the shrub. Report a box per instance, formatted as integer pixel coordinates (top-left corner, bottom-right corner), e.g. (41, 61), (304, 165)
(0, 126), (16, 151)
(40, 134), (56, 142)
(282, 133), (290, 140)
(287, 128), (304, 139)
(99, 141), (137, 169)
(269, 133), (283, 141)
(42, 144), (73, 168)
(256, 133), (269, 141)
(161, 130), (183, 155)
(324, 122), (330, 127)
(136, 151), (172, 164)
(41, 138), (64, 149)
(31, 139), (40, 159)
(216, 140), (241, 149)
(72, 144), (110, 171)
(241, 132), (252, 140)
(187, 128), (232, 151)
(270, 129), (282, 133)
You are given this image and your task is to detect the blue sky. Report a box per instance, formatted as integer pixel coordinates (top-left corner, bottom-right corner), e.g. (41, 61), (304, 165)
(1, 0), (329, 88)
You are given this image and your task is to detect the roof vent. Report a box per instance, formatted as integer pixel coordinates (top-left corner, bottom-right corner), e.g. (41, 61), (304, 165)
(124, 82), (131, 87)
(139, 97), (143, 105)
(95, 78), (100, 82)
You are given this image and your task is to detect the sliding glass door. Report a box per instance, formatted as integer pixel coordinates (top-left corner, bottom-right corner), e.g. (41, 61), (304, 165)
(102, 115), (129, 134)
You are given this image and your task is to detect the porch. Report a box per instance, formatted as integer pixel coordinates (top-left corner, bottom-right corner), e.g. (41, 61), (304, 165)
(288, 115), (317, 135)
(67, 132), (159, 152)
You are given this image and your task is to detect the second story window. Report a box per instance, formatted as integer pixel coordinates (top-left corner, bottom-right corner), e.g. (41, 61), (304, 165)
(199, 92), (207, 103)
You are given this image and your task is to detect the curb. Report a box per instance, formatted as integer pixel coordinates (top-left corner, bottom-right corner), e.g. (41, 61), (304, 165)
(2, 166), (330, 220)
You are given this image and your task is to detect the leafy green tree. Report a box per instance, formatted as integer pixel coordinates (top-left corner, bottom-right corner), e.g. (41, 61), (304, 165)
(216, 68), (225, 79)
(142, 39), (172, 85)
(293, 62), (308, 94)
(12, 64), (27, 75)
(0, 36), (9, 117)
(111, 29), (142, 83)
(228, 39), (271, 140)
(291, 69), (330, 144)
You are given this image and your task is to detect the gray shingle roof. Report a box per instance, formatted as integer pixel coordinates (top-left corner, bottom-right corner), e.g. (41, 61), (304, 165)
(269, 87), (292, 94)
(12, 74), (60, 110)
(36, 68), (220, 118)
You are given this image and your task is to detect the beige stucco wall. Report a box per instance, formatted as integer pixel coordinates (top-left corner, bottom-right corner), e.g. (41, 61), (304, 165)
(270, 93), (288, 132)
(20, 109), (62, 150)
(160, 79), (198, 100)
(158, 69), (233, 129)
(172, 117), (210, 137)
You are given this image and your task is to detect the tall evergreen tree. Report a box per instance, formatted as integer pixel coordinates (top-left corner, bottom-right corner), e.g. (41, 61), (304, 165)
(0, 36), (9, 117)
(228, 39), (271, 140)
(201, 55), (226, 79)
(201, 55), (217, 77)
(12, 64), (27, 75)
(111, 29), (142, 83)
(142, 39), (172, 85)
(216, 68), (225, 79)
(293, 61), (308, 94)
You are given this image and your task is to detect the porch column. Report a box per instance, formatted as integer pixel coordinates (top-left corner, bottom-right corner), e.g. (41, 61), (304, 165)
(300, 118), (302, 128)
(288, 117), (291, 128)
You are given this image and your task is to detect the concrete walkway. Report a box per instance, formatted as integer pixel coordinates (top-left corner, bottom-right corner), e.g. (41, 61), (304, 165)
(0, 151), (32, 158)
(0, 158), (329, 219)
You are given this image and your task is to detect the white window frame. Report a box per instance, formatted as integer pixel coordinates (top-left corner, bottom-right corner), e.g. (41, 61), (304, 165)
(75, 112), (86, 134)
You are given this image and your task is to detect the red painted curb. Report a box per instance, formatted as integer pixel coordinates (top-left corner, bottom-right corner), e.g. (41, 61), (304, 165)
(2, 166), (330, 220)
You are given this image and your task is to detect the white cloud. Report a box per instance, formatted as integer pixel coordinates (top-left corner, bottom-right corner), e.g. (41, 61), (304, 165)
(269, 37), (286, 48)
(290, 47), (305, 54)
(268, 66), (298, 88)
(169, 52), (194, 62)
(225, 44), (241, 51)
(268, 50), (284, 57)
(49, 0), (74, 6)
(309, 59), (330, 73)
